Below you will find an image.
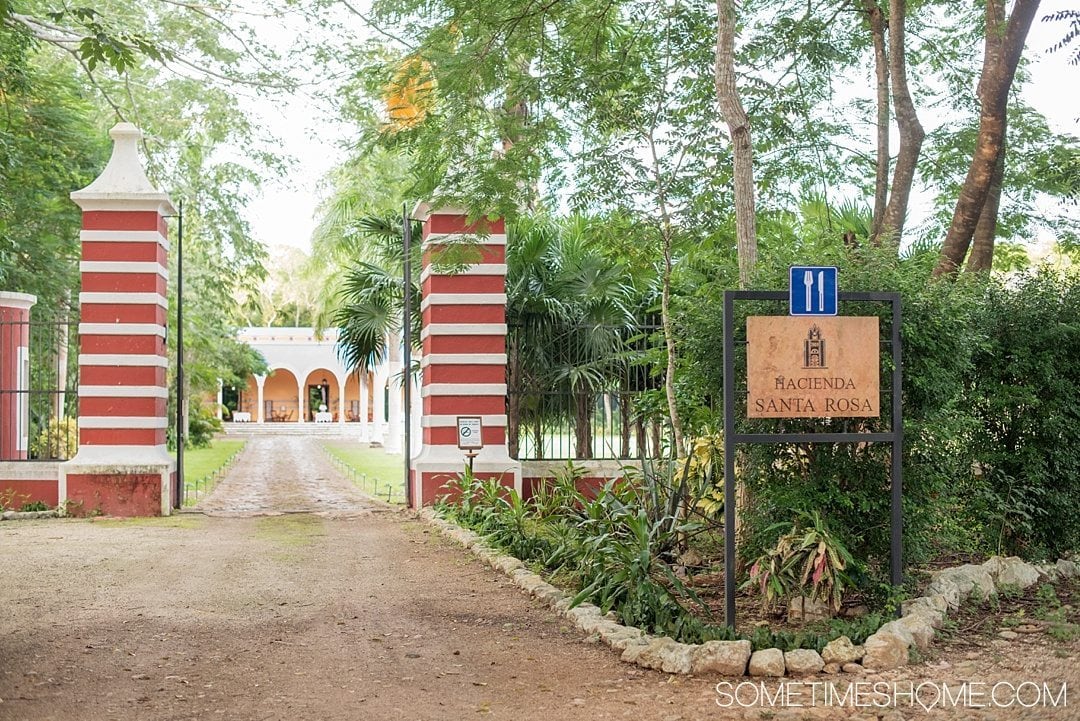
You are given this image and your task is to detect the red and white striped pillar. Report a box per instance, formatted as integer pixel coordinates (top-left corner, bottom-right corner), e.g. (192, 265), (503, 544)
(60, 122), (176, 517)
(0, 292), (36, 460)
(410, 203), (520, 507)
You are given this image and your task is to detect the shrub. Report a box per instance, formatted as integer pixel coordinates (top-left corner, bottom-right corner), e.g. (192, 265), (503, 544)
(30, 417), (78, 460)
(187, 401), (223, 449)
(0, 488), (30, 511)
(966, 269), (1080, 557)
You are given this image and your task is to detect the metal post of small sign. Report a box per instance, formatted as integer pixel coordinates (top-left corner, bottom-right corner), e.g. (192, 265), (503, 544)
(722, 279), (903, 630)
(456, 416), (483, 474)
(403, 204), (413, 507)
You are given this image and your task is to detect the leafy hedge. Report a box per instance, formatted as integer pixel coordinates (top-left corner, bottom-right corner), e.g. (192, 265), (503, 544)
(678, 250), (1080, 578)
(967, 269), (1080, 556)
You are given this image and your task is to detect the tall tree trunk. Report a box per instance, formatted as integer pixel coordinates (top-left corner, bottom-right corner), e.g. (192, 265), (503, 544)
(647, 121), (685, 454)
(532, 416), (544, 460)
(502, 57), (537, 209)
(660, 243), (684, 454)
(934, 0), (1039, 278)
(507, 337), (521, 458)
(874, 0), (925, 247)
(715, 0), (757, 287)
(619, 390), (631, 458)
(966, 120), (1006, 273)
(863, 0), (890, 238)
(574, 389), (593, 460)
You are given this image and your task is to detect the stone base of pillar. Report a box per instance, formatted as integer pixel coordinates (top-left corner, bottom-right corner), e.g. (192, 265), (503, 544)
(409, 444), (521, 507)
(59, 445), (174, 517)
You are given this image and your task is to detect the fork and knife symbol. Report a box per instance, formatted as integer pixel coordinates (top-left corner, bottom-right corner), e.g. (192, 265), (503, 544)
(804, 270), (825, 312)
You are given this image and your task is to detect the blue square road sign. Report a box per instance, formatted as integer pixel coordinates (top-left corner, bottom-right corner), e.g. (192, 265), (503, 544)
(789, 266), (838, 316)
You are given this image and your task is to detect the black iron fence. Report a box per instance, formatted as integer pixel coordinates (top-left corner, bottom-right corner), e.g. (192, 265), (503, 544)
(506, 320), (671, 460)
(0, 318), (79, 461)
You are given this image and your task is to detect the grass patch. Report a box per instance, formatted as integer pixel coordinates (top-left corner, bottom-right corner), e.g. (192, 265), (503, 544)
(91, 515), (205, 529)
(322, 441), (405, 503)
(255, 514), (326, 550)
(183, 439), (246, 505)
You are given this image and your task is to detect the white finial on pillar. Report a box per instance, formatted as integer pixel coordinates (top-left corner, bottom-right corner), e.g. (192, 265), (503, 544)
(71, 123), (175, 213)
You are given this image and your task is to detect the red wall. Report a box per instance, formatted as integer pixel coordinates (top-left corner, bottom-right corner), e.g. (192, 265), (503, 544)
(66, 473), (163, 517)
(0, 478), (59, 508)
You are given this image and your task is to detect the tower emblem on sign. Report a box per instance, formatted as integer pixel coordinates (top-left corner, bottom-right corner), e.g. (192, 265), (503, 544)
(803, 325), (827, 368)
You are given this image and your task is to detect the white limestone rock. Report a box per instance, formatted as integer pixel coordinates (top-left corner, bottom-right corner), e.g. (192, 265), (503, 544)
(994, 557), (1041, 589)
(748, 648), (786, 677)
(931, 564), (996, 602)
(784, 649), (825, 675)
(821, 636), (863, 666)
(895, 614), (936, 649)
(690, 640), (752, 676)
(622, 637), (679, 671)
(788, 596), (832, 622)
(659, 643), (696, 674)
(861, 631), (909, 670)
(926, 578), (962, 610)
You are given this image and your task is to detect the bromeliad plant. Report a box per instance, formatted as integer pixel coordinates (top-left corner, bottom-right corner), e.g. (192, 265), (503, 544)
(745, 510), (857, 613)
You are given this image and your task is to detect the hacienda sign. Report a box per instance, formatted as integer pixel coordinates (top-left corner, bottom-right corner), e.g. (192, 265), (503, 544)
(746, 315), (880, 418)
(721, 281), (903, 630)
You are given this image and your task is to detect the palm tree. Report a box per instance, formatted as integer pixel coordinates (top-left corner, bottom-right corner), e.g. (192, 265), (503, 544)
(332, 216), (421, 374)
(330, 215), (422, 455)
(334, 211), (656, 461)
(506, 215), (643, 460)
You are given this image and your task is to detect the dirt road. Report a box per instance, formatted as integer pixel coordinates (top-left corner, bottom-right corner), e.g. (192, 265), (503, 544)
(0, 437), (1076, 720)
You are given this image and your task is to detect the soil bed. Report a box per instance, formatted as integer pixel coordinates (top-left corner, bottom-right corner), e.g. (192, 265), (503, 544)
(938, 576), (1080, 652)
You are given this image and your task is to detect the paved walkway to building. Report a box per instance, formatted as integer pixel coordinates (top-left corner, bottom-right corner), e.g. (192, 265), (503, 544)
(0, 436), (1075, 720)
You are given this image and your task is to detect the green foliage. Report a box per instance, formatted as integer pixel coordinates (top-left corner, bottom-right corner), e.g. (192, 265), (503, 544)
(684, 433), (725, 516)
(439, 460), (880, 651)
(0, 23), (105, 315)
(186, 401), (222, 449)
(1043, 10), (1080, 66)
(967, 269), (1080, 557)
(30, 417), (78, 460)
(42, 7), (172, 72)
(1035, 583), (1061, 611)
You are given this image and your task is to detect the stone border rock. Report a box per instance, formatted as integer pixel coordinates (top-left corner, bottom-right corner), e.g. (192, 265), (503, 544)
(0, 509), (60, 521)
(419, 508), (1076, 677)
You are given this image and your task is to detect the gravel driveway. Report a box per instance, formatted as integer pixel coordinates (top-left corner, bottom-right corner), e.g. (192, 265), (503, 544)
(0, 436), (1075, 720)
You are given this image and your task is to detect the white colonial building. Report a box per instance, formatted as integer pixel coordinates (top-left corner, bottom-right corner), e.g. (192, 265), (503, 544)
(220, 327), (418, 453)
